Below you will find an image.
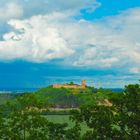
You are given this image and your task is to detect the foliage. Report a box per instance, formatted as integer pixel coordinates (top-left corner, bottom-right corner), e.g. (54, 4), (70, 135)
(0, 94), (82, 140)
(0, 83), (140, 139)
(71, 83), (140, 139)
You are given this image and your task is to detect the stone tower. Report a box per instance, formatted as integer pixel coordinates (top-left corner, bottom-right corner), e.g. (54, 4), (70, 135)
(81, 80), (86, 89)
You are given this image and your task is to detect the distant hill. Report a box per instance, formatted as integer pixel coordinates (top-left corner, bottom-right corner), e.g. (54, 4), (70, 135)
(0, 85), (123, 109)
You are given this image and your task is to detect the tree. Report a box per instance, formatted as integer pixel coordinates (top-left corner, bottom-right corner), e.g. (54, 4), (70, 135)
(124, 84), (140, 139)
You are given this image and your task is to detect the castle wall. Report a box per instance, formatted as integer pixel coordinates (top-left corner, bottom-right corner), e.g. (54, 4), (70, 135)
(53, 80), (86, 89)
(53, 84), (85, 89)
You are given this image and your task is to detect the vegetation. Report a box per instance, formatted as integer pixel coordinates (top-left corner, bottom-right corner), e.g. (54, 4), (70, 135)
(32, 86), (109, 108)
(0, 83), (140, 139)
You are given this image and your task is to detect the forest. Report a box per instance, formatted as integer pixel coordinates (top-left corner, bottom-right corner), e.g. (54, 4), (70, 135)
(0, 83), (140, 140)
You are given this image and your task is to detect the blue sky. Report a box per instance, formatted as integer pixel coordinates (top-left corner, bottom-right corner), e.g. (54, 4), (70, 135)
(0, 0), (140, 88)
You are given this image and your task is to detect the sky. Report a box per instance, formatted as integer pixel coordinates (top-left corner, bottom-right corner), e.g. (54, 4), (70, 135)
(0, 0), (140, 88)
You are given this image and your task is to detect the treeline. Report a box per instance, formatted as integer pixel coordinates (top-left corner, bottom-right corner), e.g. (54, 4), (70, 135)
(0, 83), (140, 139)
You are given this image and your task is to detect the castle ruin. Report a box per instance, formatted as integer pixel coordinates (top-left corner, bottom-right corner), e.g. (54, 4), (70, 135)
(53, 80), (86, 89)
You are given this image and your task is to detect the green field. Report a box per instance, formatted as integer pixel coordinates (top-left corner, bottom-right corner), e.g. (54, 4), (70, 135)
(46, 115), (73, 125)
(46, 115), (89, 134)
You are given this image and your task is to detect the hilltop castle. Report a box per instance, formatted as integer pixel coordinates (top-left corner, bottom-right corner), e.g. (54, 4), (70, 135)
(53, 80), (86, 89)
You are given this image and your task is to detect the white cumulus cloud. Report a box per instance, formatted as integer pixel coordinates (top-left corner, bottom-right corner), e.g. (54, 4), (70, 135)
(0, 7), (140, 73)
(0, 2), (23, 20)
(0, 13), (74, 62)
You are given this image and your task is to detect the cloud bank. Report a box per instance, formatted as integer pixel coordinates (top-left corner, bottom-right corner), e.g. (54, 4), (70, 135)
(0, 1), (140, 76)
